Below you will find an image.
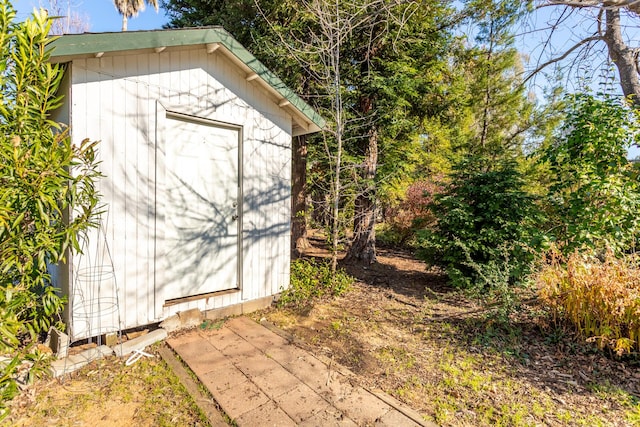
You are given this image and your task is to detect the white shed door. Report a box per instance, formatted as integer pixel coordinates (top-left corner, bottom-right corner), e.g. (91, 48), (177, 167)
(159, 115), (240, 301)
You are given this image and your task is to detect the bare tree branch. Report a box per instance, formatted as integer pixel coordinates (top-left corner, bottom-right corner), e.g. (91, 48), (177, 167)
(39, 0), (89, 34)
(524, 35), (602, 84)
(525, 1), (640, 106)
(541, 0), (640, 12)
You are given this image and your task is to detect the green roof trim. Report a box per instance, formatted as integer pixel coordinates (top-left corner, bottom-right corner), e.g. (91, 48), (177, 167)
(48, 27), (326, 133)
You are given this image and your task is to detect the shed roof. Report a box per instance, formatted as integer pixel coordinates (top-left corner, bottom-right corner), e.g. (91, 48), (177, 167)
(48, 27), (325, 136)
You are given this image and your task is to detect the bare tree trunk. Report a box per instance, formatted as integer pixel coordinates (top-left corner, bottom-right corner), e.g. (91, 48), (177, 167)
(122, 15), (128, 31)
(528, 3), (640, 107)
(330, 65), (344, 274)
(604, 9), (640, 107)
(291, 134), (310, 258)
(345, 127), (378, 264)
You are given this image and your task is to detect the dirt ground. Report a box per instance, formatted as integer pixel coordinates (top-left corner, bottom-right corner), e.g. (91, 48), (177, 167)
(254, 234), (640, 426)
(6, 233), (640, 426)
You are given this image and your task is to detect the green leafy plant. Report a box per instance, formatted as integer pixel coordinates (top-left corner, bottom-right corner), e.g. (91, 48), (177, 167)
(279, 258), (354, 309)
(416, 157), (543, 293)
(541, 92), (640, 254)
(0, 2), (101, 417)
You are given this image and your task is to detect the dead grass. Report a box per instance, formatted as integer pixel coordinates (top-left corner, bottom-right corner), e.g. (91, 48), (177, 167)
(538, 249), (640, 356)
(4, 344), (210, 427)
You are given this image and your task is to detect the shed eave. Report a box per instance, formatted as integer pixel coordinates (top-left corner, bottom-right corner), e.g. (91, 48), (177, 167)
(48, 27), (326, 134)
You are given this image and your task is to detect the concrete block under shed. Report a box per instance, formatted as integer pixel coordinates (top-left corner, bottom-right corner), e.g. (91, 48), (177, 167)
(159, 315), (181, 332)
(49, 345), (113, 378)
(160, 308), (204, 332)
(204, 304), (242, 321)
(241, 296), (274, 314)
(44, 327), (70, 358)
(113, 328), (167, 357)
(203, 296), (273, 321)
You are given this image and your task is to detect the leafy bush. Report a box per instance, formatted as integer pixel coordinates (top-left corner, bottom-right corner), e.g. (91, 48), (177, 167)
(381, 178), (444, 247)
(416, 157), (543, 292)
(0, 3), (101, 416)
(538, 249), (640, 356)
(542, 93), (640, 254)
(279, 259), (354, 308)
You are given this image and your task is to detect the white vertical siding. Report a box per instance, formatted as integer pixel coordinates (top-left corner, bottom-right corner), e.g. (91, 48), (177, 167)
(66, 46), (292, 340)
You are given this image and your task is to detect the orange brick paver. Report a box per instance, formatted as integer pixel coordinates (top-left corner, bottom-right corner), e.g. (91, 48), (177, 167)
(167, 316), (432, 426)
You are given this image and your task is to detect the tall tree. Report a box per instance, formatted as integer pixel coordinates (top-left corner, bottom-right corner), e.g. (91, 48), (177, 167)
(114, 0), (158, 31)
(344, 1), (458, 263)
(162, 0), (265, 46)
(291, 135), (310, 256)
(265, 0), (460, 266)
(526, 1), (640, 107)
(460, 0), (535, 161)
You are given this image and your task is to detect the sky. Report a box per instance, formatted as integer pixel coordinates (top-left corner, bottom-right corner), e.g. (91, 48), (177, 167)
(14, 0), (169, 32)
(12, 1), (640, 158)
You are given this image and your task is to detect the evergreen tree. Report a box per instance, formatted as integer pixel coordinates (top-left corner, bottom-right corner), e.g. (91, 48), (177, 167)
(415, 1), (548, 291)
(162, 0), (461, 265)
(457, 1), (534, 161)
(342, 1), (458, 263)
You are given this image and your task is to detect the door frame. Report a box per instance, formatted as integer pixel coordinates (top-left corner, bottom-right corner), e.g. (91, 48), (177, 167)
(154, 102), (243, 316)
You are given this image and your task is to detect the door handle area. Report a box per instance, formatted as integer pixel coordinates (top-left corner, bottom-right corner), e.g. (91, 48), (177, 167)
(232, 214), (238, 221)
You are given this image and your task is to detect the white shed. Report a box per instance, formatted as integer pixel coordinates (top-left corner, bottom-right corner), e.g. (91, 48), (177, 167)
(48, 27), (324, 342)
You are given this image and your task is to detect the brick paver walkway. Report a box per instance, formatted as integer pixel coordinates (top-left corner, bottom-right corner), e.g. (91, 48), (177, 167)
(166, 316), (431, 426)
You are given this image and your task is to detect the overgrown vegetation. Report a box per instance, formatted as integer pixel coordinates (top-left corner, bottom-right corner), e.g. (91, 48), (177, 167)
(278, 259), (354, 309)
(538, 249), (640, 356)
(0, 3), (101, 416)
(531, 93), (640, 359)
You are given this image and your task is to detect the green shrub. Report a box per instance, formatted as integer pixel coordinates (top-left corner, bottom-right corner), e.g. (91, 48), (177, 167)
(538, 249), (640, 356)
(279, 258), (354, 308)
(0, 3), (101, 417)
(542, 93), (640, 254)
(416, 157), (544, 292)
